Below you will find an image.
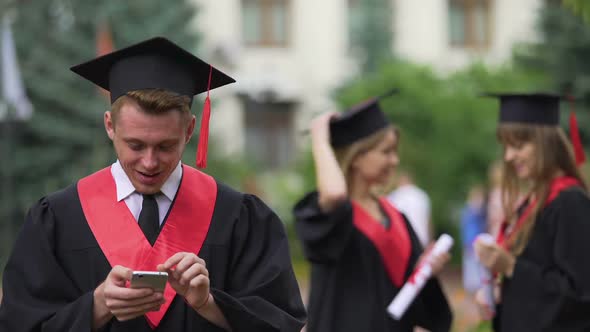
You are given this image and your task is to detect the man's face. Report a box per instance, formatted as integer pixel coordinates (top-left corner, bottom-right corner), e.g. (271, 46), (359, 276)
(105, 101), (195, 194)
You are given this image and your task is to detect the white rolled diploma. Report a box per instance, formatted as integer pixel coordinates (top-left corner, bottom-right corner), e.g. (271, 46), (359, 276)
(387, 233), (454, 320)
(474, 233), (496, 312)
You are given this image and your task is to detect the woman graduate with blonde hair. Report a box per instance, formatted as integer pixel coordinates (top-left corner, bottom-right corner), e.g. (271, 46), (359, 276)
(294, 93), (452, 332)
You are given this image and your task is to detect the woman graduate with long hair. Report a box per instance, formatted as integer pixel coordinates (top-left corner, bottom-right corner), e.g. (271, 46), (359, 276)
(474, 93), (590, 331)
(293, 94), (453, 332)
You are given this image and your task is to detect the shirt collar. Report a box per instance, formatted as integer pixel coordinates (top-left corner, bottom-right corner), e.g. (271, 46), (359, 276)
(159, 162), (182, 201)
(110, 160), (182, 202)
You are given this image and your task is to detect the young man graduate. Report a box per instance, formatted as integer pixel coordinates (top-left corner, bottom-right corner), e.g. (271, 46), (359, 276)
(0, 37), (306, 332)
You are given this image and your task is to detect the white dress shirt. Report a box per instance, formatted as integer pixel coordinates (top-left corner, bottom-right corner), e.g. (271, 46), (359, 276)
(110, 160), (182, 226)
(388, 184), (432, 247)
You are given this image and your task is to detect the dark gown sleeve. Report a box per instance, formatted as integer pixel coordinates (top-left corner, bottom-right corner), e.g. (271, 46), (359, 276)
(0, 198), (95, 332)
(210, 193), (307, 332)
(293, 191), (355, 263)
(501, 189), (590, 328)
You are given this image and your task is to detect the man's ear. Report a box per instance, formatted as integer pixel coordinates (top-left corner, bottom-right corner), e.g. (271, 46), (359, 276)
(105, 111), (115, 140)
(185, 114), (196, 144)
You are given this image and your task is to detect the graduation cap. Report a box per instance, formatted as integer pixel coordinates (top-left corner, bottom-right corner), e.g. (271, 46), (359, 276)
(70, 36), (236, 168)
(484, 93), (560, 125)
(330, 89), (397, 148)
(485, 92), (585, 165)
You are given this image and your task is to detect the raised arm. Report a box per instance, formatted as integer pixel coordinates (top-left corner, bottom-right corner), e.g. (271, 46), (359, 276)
(310, 113), (347, 212)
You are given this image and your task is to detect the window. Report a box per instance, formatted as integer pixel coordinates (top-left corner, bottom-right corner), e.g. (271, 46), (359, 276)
(243, 99), (295, 169)
(242, 0), (289, 47)
(449, 0), (492, 48)
(347, 0), (392, 53)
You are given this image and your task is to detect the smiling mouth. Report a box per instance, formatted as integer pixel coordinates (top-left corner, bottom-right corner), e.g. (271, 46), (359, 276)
(513, 163), (526, 172)
(137, 170), (161, 179)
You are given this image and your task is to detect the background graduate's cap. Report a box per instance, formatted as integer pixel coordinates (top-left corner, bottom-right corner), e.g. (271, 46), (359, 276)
(484, 92), (585, 165)
(70, 37), (236, 168)
(483, 92), (561, 125)
(329, 89), (398, 148)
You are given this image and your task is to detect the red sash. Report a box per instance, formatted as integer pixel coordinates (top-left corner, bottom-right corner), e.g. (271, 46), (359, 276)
(496, 176), (580, 247)
(77, 165), (217, 328)
(352, 198), (411, 287)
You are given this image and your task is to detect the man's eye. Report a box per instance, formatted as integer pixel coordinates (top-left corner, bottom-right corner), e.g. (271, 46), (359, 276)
(159, 144), (174, 151)
(129, 143), (143, 151)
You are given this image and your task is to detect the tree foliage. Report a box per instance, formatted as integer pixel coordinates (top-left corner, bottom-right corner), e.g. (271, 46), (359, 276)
(563, 0), (590, 23)
(514, 1), (590, 157)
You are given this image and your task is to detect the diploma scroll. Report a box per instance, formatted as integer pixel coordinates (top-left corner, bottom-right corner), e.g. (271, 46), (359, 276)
(387, 234), (454, 320)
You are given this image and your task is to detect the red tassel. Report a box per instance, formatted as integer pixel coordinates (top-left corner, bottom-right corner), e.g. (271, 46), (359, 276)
(567, 95), (586, 166)
(196, 66), (213, 169)
(569, 111), (586, 166)
(196, 96), (210, 168)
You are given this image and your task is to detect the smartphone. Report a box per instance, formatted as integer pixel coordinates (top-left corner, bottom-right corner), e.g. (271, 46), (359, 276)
(130, 271), (168, 292)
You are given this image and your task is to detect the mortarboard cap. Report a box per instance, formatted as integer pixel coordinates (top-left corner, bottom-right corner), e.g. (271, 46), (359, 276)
(330, 89), (397, 148)
(70, 37), (236, 169)
(485, 92), (586, 165)
(484, 93), (561, 126)
(70, 36), (235, 104)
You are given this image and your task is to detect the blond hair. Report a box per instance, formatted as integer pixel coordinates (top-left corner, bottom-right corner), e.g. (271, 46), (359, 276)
(497, 123), (587, 254)
(110, 89), (192, 127)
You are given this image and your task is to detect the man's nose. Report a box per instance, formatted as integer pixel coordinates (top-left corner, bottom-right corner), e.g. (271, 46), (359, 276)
(142, 149), (159, 170)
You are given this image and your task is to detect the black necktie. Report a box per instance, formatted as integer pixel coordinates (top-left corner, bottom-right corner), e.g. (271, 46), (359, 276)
(138, 194), (159, 246)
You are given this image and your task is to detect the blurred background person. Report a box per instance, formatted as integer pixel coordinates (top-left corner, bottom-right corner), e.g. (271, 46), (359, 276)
(388, 170), (432, 248)
(460, 184), (487, 297)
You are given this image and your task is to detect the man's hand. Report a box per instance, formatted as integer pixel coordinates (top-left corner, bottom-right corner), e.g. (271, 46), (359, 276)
(157, 252), (210, 311)
(93, 265), (165, 329)
(474, 240), (516, 277)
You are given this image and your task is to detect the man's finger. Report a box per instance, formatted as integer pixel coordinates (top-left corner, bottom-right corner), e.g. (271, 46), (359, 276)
(106, 292), (163, 309)
(105, 285), (154, 301)
(174, 254), (200, 274)
(160, 252), (188, 270)
(178, 263), (209, 286)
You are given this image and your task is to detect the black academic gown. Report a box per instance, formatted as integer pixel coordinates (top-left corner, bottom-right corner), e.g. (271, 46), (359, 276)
(293, 191), (452, 332)
(0, 182), (306, 332)
(494, 187), (590, 332)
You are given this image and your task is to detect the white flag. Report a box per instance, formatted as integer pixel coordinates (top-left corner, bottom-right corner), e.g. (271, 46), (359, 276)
(1, 15), (33, 121)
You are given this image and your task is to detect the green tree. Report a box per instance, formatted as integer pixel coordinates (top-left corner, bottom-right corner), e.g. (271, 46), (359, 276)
(563, 0), (590, 23)
(514, 1), (590, 144)
(1, 1), (200, 263)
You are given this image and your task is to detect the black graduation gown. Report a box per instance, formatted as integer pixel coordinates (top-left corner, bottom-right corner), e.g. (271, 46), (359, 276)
(0, 182), (306, 332)
(494, 187), (590, 332)
(293, 191), (452, 332)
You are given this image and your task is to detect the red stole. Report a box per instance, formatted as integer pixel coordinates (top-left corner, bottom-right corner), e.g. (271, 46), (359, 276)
(352, 198), (411, 287)
(496, 176), (581, 247)
(77, 165), (217, 328)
